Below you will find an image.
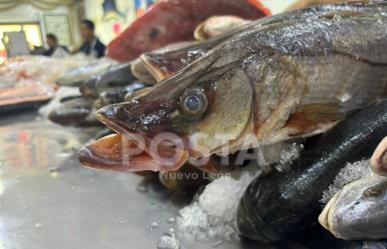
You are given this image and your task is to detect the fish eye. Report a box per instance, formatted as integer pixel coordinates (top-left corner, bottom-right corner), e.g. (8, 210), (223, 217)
(180, 89), (208, 117)
(363, 186), (384, 198)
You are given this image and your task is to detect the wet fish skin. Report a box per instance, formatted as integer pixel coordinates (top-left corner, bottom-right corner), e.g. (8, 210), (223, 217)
(141, 2), (386, 82)
(48, 97), (100, 127)
(99, 7), (387, 154)
(94, 82), (146, 109)
(339, 241), (387, 249)
(237, 100), (387, 243)
(319, 176), (387, 241)
(79, 2), (387, 173)
(140, 40), (219, 81)
(56, 58), (117, 87)
(79, 62), (138, 98)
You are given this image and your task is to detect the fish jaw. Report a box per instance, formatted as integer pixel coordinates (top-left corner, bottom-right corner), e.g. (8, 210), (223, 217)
(371, 137), (387, 176)
(79, 134), (189, 172)
(319, 176), (387, 240)
(91, 99), (192, 172)
(318, 190), (341, 238)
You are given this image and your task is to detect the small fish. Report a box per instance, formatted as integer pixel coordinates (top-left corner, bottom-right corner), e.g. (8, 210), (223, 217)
(79, 62), (137, 98)
(79, 2), (387, 173)
(237, 100), (387, 243)
(371, 137), (387, 176)
(106, 0), (269, 62)
(48, 97), (100, 127)
(94, 83), (146, 109)
(56, 58), (118, 87)
(319, 175), (387, 240)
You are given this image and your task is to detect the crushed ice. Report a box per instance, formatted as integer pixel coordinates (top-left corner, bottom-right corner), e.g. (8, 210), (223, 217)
(157, 234), (180, 249)
(321, 160), (374, 204)
(177, 171), (257, 242)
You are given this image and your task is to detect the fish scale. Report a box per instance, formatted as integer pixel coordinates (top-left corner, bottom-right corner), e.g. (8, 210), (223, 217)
(80, 1), (387, 174)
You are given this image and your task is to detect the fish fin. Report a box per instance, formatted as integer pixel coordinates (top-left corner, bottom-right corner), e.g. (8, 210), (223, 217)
(284, 103), (345, 137)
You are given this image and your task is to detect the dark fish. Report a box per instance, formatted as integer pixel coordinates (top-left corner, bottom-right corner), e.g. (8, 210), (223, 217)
(79, 2), (387, 173)
(56, 58), (117, 87)
(48, 97), (100, 127)
(237, 100), (387, 243)
(106, 0), (268, 62)
(94, 82), (146, 109)
(79, 62), (138, 98)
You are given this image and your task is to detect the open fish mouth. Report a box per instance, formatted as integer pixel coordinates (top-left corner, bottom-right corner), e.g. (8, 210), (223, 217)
(79, 112), (190, 172)
(79, 133), (189, 172)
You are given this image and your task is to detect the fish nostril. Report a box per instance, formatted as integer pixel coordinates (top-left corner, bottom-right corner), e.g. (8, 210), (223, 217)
(96, 105), (120, 121)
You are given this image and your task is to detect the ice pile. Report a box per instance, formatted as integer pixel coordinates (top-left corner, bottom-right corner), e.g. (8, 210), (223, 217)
(321, 160), (374, 204)
(177, 171), (257, 241)
(157, 234), (180, 249)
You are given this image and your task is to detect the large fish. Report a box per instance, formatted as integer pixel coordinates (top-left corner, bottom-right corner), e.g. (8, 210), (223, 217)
(140, 1), (387, 81)
(319, 175), (387, 241)
(56, 58), (118, 87)
(237, 100), (387, 242)
(106, 0), (269, 62)
(80, 2), (387, 173)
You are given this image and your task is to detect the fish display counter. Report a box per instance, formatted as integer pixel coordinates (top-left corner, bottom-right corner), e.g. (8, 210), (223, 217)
(0, 0), (387, 249)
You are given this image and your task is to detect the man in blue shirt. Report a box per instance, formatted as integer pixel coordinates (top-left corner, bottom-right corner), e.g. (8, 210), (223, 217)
(77, 20), (106, 58)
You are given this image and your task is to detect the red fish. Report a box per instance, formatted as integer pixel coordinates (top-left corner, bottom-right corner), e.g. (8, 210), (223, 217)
(106, 0), (269, 62)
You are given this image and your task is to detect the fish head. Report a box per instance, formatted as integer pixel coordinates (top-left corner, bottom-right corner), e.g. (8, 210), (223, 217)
(319, 176), (387, 240)
(80, 48), (254, 172)
(100, 53), (253, 156)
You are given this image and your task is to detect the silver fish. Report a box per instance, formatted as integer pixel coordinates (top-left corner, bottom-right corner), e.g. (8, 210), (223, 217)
(319, 175), (387, 240)
(56, 58), (118, 87)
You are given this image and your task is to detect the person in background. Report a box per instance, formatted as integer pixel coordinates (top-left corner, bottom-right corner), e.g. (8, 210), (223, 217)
(43, 34), (69, 58)
(75, 19), (106, 58)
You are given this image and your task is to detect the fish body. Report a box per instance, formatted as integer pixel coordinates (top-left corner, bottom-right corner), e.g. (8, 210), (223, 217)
(79, 62), (138, 98)
(106, 0), (268, 62)
(319, 175), (387, 241)
(80, 2), (387, 173)
(237, 100), (387, 242)
(48, 97), (99, 127)
(94, 82), (146, 109)
(141, 2), (387, 81)
(56, 58), (118, 87)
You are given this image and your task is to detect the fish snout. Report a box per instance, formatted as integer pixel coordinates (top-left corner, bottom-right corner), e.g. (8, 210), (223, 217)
(96, 101), (173, 136)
